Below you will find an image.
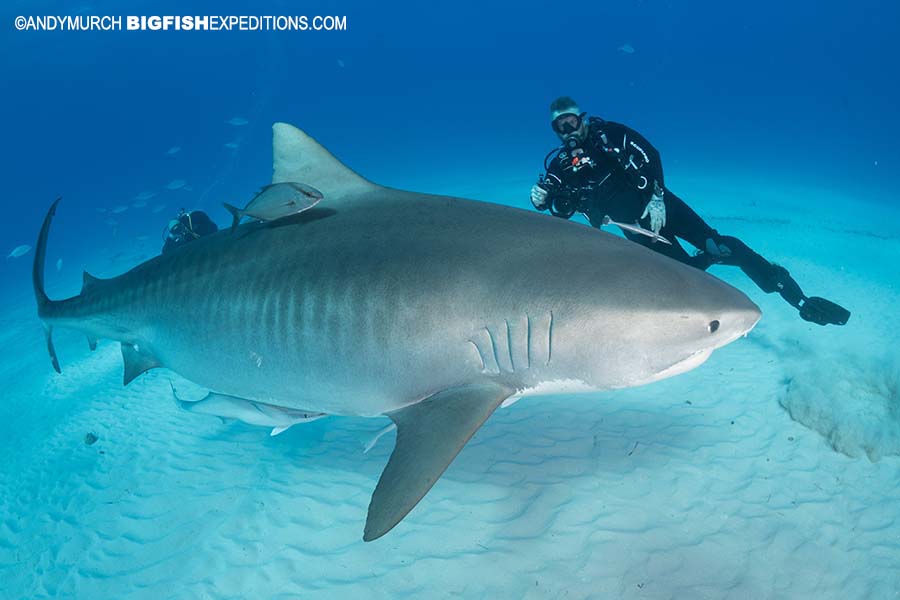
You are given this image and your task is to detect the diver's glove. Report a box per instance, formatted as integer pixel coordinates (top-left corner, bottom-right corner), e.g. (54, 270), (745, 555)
(640, 183), (666, 236)
(530, 183), (549, 211)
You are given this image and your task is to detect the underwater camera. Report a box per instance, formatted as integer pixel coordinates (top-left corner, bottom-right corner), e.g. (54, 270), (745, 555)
(550, 186), (585, 219)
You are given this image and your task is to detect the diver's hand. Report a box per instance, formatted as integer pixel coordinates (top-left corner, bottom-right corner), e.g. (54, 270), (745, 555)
(531, 183), (549, 211)
(641, 194), (666, 236)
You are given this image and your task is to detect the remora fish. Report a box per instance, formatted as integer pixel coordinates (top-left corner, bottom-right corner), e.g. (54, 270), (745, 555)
(33, 122), (760, 541)
(223, 182), (323, 232)
(171, 384), (325, 436)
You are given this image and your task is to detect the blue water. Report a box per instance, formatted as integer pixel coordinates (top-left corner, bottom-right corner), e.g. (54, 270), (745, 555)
(4, 1), (898, 255)
(2, 1), (900, 597)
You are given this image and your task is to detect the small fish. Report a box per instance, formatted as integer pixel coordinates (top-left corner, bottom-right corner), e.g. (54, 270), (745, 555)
(226, 117), (249, 126)
(165, 179), (186, 191)
(223, 182), (324, 232)
(135, 191), (157, 201)
(618, 44), (635, 54)
(56, 258), (63, 272)
(132, 201), (147, 208)
(111, 205), (129, 214)
(7, 244), (31, 258)
(337, 59), (345, 68)
(171, 384), (325, 437)
(601, 215), (671, 245)
(151, 204), (167, 214)
(166, 146), (181, 155)
(224, 141), (240, 150)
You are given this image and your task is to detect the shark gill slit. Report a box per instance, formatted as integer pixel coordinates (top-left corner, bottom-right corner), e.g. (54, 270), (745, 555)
(547, 310), (554, 365)
(486, 327), (502, 373)
(526, 313), (532, 369)
(505, 319), (515, 372)
(467, 340), (486, 371)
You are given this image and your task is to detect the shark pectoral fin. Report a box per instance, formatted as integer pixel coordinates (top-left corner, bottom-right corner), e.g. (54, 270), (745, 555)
(363, 382), (513, 542)
(270, 426), (291, 436)
(87, 335), (98, 351)
(121, 343), (161, 385)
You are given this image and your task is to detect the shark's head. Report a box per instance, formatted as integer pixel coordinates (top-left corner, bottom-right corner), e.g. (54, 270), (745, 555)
(520, 231), (761, 392)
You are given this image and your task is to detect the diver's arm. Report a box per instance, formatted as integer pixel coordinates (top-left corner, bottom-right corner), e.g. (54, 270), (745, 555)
(603, 122), (665, 199)
(532, 152), (569, 216)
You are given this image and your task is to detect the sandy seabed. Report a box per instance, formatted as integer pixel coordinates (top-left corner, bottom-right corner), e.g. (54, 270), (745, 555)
(1, 178), (898, 599)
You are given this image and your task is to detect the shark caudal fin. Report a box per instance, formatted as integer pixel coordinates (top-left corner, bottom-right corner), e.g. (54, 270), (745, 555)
(271, 123), (379, 204)
(33, 198), (63, 372)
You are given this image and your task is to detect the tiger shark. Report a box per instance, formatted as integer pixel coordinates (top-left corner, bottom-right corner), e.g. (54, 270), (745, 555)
(33, 122), (761, 541)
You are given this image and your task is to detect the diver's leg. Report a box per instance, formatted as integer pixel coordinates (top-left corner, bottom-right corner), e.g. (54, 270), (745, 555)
(661, 189), (720, 251)
(711, 235), (850, 326)
(662, 188), (849, 325)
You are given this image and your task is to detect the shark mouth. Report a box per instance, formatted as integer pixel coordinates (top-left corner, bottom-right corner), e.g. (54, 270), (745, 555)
(647, 347), (715, 384)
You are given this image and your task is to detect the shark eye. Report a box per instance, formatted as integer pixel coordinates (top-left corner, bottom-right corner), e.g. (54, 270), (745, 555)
(708, 320), (720, 334)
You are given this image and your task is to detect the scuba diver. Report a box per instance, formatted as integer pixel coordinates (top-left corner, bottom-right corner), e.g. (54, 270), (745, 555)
(530, 96), (850, 326)
(161, 208), (218, 254)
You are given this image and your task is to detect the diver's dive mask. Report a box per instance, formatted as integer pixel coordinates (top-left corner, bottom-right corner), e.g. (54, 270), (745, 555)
(551, 112), (584, 136)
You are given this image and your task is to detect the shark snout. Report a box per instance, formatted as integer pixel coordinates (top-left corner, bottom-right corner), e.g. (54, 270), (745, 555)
(708, 295), (762, 346)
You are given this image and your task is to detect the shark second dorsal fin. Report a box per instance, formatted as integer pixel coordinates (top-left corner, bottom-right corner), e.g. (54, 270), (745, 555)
(363, 382), (513, 541)
(271, 123), (377, 204)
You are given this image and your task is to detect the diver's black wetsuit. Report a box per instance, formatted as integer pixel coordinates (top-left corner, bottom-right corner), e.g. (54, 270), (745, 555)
(161, 210), (218, 254)
(537, 117), (850, 325)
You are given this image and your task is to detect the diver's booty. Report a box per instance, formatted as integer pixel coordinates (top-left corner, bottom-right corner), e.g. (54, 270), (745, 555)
(770, 265), (805, 308)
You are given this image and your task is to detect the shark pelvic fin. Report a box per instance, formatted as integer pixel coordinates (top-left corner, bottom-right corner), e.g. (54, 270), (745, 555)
(272, 123), (377, 203)
(363, 382), (513, 542)
(121, 343), (161, 385)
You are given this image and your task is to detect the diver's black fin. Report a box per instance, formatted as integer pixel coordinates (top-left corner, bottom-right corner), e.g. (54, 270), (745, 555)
(800, 296), (850, 326)
(222, 203), (243, 233)
(363, 382), (513, 542)
(121, 343), (162, 385)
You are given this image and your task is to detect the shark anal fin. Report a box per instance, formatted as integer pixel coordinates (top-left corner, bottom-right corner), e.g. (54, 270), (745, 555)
(121, 343), (161, 385)
(363, 382), (513, 542)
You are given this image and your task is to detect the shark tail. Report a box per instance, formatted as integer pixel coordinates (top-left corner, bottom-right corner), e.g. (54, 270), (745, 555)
(222, 203), (243, 233)
(33, 197), (62, 372)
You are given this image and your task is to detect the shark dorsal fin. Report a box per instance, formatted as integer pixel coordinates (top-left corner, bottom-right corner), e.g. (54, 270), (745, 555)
(81, 271), (103, 294)
(272, 123), (377, 203)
